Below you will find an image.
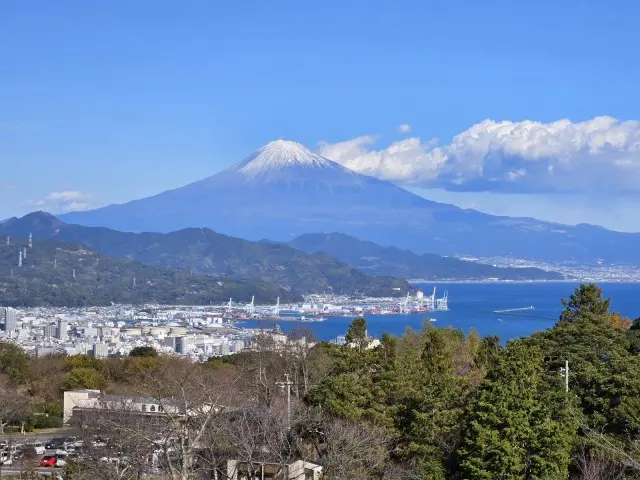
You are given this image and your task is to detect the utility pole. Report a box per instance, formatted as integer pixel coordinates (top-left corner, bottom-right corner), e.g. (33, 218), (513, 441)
(560, 360), (569, 393)
(276, 373), (293, 428)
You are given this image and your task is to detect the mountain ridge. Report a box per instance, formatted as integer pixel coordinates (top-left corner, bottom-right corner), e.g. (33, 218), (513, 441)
(1, 212), (565, 283)
(0, 235), (297, 307)
(60, 140), (640, 264)
(288, 233), (567, 281)
(0, 212), (411, 297)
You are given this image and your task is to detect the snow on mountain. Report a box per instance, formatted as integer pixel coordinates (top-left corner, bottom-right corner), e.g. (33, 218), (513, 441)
(236, 140), (335, 177)
(60, 139), (640, 264)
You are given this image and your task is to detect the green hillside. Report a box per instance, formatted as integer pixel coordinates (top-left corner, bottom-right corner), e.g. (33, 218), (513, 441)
(0, 239), (296, 307)
(0, 212), (411, 297)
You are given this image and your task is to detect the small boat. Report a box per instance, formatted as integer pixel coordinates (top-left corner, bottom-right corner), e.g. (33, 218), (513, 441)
(429, 318), (437, 322)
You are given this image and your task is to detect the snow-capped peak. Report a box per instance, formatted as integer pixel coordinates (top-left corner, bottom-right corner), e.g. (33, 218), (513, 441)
(237, 140), (335, 177)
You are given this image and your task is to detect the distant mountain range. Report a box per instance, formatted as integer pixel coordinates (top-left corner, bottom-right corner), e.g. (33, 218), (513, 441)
(0, 212), (410, 297)
(0, 238), (295, 308)
(288, 233), (566, 281)
(1, 213), (563, 291)
(59, 140), (640, 265)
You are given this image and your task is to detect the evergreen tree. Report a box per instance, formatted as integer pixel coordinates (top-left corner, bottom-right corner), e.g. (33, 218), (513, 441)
(396, 328), (468, 479)
(560, 283), (610, 323)
(129, 346), (158, 357)
(458, 342), (576, 480)
(345, 316), (368, 351)
(529, 311), (640, 440)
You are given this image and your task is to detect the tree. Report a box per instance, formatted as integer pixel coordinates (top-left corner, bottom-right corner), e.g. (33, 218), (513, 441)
(345, 317), (368, 351)
(475, 335), (502, 371)
(286, 327), (317, 396)
(458, 342), (576, 480)
(299, 411), (390, 479)
(128, 346), (158, 357)
(62, 367), (106, 391)
(0, 341), (30, 384)
(396, 328), (466, 479)
(0, 375), (31, 434)
(75, 357), (244, 480)
(561, 283), (611, 323)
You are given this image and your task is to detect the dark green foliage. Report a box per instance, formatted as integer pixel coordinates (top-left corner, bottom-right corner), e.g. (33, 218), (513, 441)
(625, 317), (640, 354)
(458, 342), (577, 480)
(0, 238), (296, 307)
(129, 346), (158, 357)
(475, 334), (502, 370)
(528, 311), (640, 439)
(560, 282), (611, 322)
(0, 341), (30, 383)
(309, 323), (486, 478)
(0, 213), (411, 297)
(345, 317), (368, 350)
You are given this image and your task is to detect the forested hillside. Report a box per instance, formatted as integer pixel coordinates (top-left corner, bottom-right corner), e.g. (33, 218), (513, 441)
(0, 238), (296, 307)
(0, 212), (410, 296)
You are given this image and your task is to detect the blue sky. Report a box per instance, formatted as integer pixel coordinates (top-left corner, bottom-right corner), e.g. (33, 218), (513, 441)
(2, 0), (640, 230)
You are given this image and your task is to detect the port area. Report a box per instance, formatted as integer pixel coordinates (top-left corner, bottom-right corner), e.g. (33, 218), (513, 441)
(220, 288), (450, 324)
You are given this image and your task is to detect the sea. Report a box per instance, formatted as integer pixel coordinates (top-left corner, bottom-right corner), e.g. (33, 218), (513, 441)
(238, 282), (640, 343)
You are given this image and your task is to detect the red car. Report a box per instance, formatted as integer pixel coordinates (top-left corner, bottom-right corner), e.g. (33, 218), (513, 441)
(40, 455), (57, 467)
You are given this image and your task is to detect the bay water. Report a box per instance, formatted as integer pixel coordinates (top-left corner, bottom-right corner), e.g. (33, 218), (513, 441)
(238, 282), (640, 343)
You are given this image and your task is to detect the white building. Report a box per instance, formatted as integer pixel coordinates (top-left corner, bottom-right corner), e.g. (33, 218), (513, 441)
(92, 342), (109, 358)
(2, 307), (17, 332)
(226, 459), (322, 480)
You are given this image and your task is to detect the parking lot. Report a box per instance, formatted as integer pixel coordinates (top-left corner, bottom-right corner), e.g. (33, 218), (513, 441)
(0, 432), (86, 475)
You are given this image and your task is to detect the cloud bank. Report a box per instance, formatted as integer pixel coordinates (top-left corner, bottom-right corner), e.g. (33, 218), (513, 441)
(27, 190), (94, 213)
(318, 116), (640, 194)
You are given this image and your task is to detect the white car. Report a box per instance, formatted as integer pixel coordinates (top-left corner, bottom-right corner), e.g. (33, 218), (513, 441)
(26, 441), (46, 455)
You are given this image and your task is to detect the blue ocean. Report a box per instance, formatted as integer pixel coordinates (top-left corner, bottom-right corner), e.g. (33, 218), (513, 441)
(239, 282), (640, 343)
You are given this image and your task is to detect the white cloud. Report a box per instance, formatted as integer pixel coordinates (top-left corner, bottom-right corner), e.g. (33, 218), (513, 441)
(317, 116), (640, 194)
(27, 190), (94, 213)
(398, 123), (412, 133)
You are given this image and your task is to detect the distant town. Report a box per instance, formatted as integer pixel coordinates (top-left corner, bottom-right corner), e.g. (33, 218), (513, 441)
(0, 290), (448, 361)
(457, 256), (640, 282)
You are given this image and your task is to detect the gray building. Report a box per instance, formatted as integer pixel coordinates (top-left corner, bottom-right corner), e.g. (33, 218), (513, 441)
(92, 343), (109, 358)
(43, 323), (56, 339)
(175, 336), (192, 354)
(2, 307), (17, 332)
(56, 319), (68, 341)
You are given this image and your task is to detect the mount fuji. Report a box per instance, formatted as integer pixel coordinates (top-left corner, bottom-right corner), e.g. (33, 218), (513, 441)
(62, 140), (640, 264)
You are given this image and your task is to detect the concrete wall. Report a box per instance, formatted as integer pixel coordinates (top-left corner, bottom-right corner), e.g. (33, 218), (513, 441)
(62, 389), (100, 425)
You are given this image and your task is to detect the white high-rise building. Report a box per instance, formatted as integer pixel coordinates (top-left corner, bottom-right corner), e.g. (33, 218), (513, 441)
(2, 307), (17, 332)
(43, 323), (56, 339)
(56, 319), (68, 341)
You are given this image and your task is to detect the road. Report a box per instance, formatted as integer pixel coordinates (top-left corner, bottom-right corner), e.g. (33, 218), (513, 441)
(0, 430), (73, 443)
(0, 466), (60, 477)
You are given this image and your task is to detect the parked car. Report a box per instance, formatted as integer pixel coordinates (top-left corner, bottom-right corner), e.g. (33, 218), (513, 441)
(46, 438), (65, 450)
(40, 454), (67, 468)
(40, 455), (57, 467)
(26, 441), (46, 455)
